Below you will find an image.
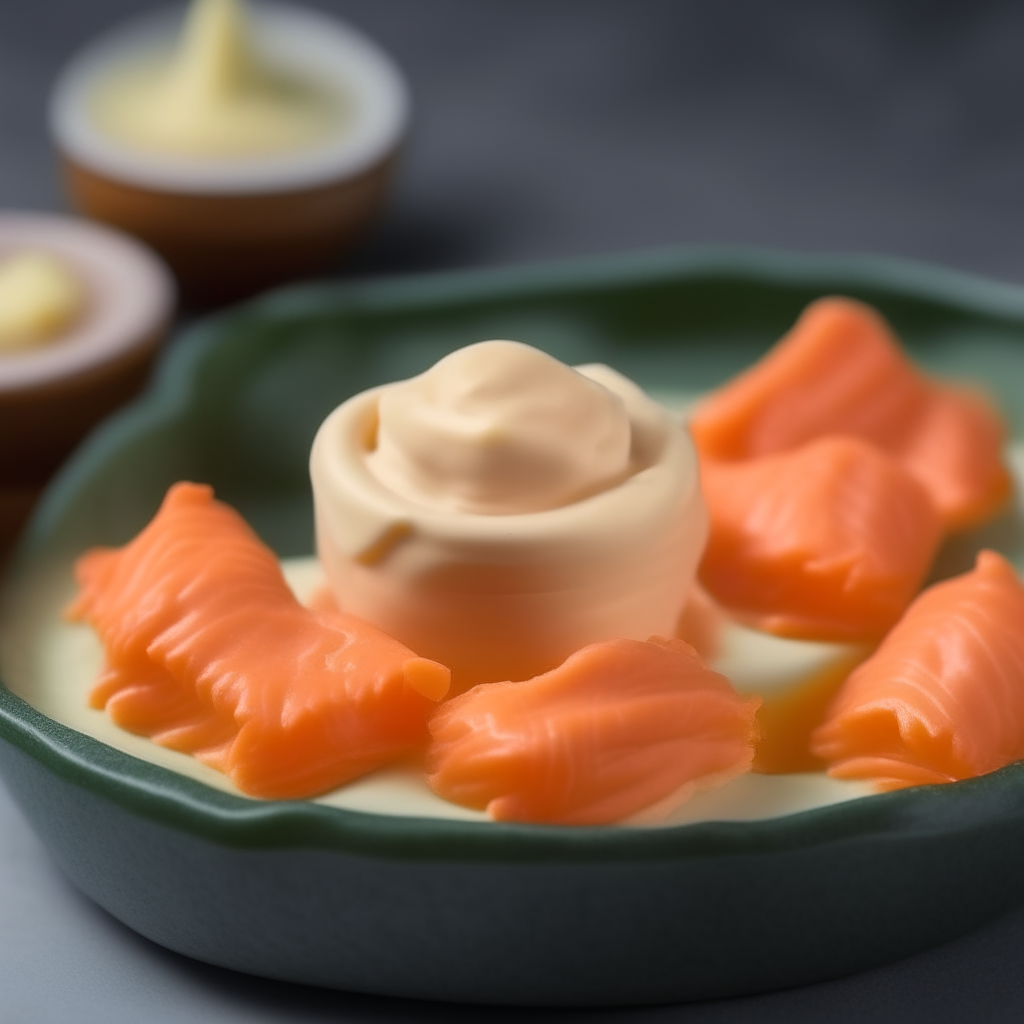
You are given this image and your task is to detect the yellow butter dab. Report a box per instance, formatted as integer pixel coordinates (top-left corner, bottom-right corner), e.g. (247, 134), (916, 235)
(88, 0), (345, 158)
(0, 252), (87, 352)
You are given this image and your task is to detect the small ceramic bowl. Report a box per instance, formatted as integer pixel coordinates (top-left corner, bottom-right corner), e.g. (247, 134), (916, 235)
(0, 212), (174, 558)
(50, 2), (409, 304)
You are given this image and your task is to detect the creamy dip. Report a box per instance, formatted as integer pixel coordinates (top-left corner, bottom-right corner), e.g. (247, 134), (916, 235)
(87, 0), (346, 158)
(368, 341), (634, 515)
(311, 341), (709, 689)
(0, 252), (87, 352)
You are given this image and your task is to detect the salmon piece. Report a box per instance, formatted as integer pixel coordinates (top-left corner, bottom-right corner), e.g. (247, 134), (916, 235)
(68, 482), (451, 799)
(698, 435), (943, 642)
(811, 550), (1024, 789)
(689, 297), (1010, 531)
(426, 636), (760, 825)
(898, 385), (1010, 534)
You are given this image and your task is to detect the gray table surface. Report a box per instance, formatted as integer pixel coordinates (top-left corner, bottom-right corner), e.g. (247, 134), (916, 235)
(4, 1), (1024, 1020)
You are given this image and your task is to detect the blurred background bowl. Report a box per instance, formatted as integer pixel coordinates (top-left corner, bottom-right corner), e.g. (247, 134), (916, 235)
(0, 211), (173, 559)
(50, 2), (409, 305)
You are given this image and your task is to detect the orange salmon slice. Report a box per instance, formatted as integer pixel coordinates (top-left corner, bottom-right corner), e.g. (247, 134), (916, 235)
(698, 435), (943, 642)
(426, 636), (760, 825)
(689, 296), (1010, 532)
(811, 550), (1024, 789)
(68, 482), (451, 799)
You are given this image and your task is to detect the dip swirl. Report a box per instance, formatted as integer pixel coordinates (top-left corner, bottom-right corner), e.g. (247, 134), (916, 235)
(367, 340), (632, 514)
(311, 341), (707, 689)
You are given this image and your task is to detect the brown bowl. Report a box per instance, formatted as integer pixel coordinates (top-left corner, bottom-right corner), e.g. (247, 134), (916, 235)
(50, 3), (409, 305)
(61, 151), (398, 305)
(0, 212), (174, 558)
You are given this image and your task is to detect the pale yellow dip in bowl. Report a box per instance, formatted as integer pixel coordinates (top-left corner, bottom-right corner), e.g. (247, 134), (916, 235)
(50, 0), (409, 301)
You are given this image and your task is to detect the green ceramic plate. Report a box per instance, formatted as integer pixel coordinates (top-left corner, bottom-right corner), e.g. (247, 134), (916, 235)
(4, 247), (1024, 1007)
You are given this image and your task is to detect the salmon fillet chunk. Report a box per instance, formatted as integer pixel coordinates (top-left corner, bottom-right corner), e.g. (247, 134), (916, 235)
(811, 550), (1024, 790)
(427, 636), (760, 825)
(689, 296), (1010, 532)
(698, 435), (943, 642)
(68, 482), (451, 799)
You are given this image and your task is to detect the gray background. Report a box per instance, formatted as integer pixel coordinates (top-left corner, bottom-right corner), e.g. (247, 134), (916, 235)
(4, 0), (1024, 1020)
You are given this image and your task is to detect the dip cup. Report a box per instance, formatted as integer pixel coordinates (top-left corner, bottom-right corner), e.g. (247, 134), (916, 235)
(50, 3), (409, 304)
(311, 365), (708, 690)
(0, 212), (174, 558)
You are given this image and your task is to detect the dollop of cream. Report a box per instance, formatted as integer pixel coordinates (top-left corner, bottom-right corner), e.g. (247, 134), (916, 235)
(311, 341), (708, 688)
(366, 340), (633, 514)
(0, 252), (87, 352)
(88, 0), (345, 158)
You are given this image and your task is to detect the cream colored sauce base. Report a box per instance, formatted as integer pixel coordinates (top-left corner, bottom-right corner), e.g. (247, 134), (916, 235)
(0, 553), (873, 827)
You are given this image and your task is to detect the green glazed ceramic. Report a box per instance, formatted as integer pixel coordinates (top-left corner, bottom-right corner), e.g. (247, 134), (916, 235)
(4, 247), (1024, 1007)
